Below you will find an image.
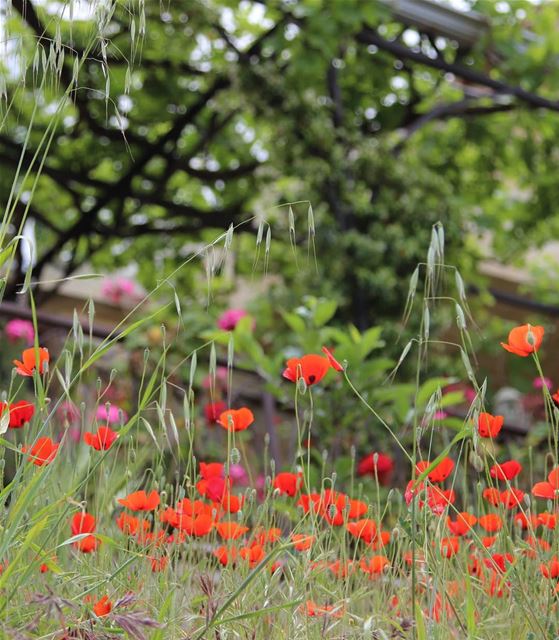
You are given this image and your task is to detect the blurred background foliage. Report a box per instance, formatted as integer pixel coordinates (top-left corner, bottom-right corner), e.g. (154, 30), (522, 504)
(4, 0), (559, 323)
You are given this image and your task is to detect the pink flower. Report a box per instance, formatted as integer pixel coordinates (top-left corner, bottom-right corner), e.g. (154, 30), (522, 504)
(229, 464), (249, 485)
(101, 277), (139, 305)
(217, 309), (252, 331)
(96, 404), (127, 425)
(533, 377), (553, 390)
(202, 366), (229, 390)
(57, 400), (80, 425)
(5, 319), (35, 345)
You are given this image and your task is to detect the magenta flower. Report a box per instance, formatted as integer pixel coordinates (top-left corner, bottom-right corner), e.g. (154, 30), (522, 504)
(5, 319), (35, 345)
(229, 463), (249, 485)
(217, 309), (252, 331)
(533, 377), (553, 390)
(96, 404), (128, 425)
(202, 366), (229, 390)
(101, 277), (139, 305)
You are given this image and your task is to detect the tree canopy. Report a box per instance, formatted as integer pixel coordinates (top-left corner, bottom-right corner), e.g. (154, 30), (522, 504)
(3, 0), (559, 322)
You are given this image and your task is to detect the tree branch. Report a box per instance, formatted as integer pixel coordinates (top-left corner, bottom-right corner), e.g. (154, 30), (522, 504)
(357, 27), (559, 112)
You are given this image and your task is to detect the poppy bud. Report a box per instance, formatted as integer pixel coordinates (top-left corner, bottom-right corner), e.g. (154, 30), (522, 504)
(469, 451), (484, 473)
(230, 447), (241, 465)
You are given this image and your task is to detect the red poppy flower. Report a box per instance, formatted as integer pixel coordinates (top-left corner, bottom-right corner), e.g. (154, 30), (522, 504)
(490, 460), (522, 481)
(346, 519), (377, 544)
(217, 492), (244, 514)
(370, 530), (391, 550)
(71, 513), (99, 553)
(540, 557), (559, 579)
(24, 437), (59, 466)
(538, 511), (557, 530)
(478, 514), (503, 533)
(116, 513), (147, 536)
(0, 400), (34, 428)
(118, 490), (160, 511)
(447, 512), (477, 536)
(514, 513), (539, 530)
(440, 536), (460, 558)
(532, 467), (559, 499)
(197, 475), (227, 502)
(215, 521), (248, 540)
(71, 512), (96, 536)
(417, 457), (454, 483)
(359, 555), (390, 575)
(321, 346), (344, 371)
(501, 324), (544, 357)
(149, 555), (168, 572)
(282, 354), (331, 386)
(291, 533), (315, 551)
(218, 407), (254, 432)
(179, 513), (214, 537)
(484, 553), (513, 574)
(482, 487), (501, 506)
(477, 413), (504, 438)
(357, 452), (394, 485)
(273, 472), (303, 497)
(252, 527), (282, 546)
(93, 595), (112, 617)
(500, 488), (524, 509)
(84, 426), (118, 451)
(13, 347), (50, 376)
(204, 401), (227, 424)
(303, 600), (344, 618)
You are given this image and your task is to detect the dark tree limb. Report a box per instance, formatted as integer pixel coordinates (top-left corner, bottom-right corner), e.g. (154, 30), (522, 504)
(357, 28), (559, 112)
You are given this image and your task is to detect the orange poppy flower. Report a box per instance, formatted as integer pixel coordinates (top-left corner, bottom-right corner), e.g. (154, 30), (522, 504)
(532, 466), (559, 500)
(447, 512), (477, 536)
(93, 595), (112, 617)
(118, 490), (160, 511)
(490, 460), (522, 481)
(213, 545), (237, 566)
(273, 471), (303, 497)
(321, 346), (344, 371)
(282, 354), (331, 386)
(181, 514), (214, 537)
(477, 412), (504, 438)
(538, 511), (557, 530)
(416, 457), (454, 483)
(239, 543), (266, 567)
(291, 533), (315, 551)
(370, 530), (391, 550)
(218, 407), (254, 432)
(478, 514), (503, 533)
(359, 555), (390, 575)
(482, 487), (501, 506)
(348, 499), (368, 519)
(540, 556), (559, 579)
(481, 536), (497, 548)
(24, 436), (59, 466)
(0, 400), (34, 429)
(500, 488), (524, 509)
(217, 492), (244, 514)
(500, 324), (544, 357)
(303, 600), (344, 618)
(149, 555), (168, 572)
(346, 519), (377, 544)
(440, 536), (460, 558)
(75, 534), (100, 553)
(215, 521), (248, 540)
(84, 426), (118, 451)
(328, 559), (354, 578)
(13, 347), (50, 376)
(252, 527), (282, 546)
(116, 513), (148, 536)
